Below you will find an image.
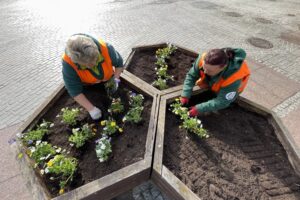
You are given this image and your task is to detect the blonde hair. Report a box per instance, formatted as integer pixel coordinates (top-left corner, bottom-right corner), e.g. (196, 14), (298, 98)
(65, 35), (99, 64)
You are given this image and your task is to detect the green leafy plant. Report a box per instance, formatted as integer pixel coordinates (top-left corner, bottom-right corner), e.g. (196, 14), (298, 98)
(22, 120), (53, 145)
(100, 118), (123, 135)
(61, 107), (80, 126)
(123, 107), (144, 124)
(152, 45), (177, 90)
(69, 124), (93, 148)
(104, 77), (117, 97)
(123, 92), (144, 124)
(95, 135), (112, 162)
(29, 141), (56, 165)
(170, 98), (208, 138)
(108, 98), (124, 114)
(45, 154), (77, 193)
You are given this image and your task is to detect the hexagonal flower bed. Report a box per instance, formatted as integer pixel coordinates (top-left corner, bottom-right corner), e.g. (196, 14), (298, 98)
(12, 78), (159, 200)
(125, 43), (198, 94)
(153, 90), (300, 200)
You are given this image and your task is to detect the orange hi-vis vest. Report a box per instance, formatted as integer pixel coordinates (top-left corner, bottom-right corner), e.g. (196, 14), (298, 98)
(62, 39), (114, 84)
(196, 53), (250, 93)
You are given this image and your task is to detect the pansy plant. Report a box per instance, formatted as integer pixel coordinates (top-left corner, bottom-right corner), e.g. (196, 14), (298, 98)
(100, 118), (123, 135)
(108, 98), (124, 114)
(170, 98), (208, 138)
(95, 135), (112, 162)
(60, 107), (80, 126)
(69, 124), (94, 148)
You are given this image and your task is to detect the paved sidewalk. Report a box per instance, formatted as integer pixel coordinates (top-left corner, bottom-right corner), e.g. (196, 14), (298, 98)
(1, 0), (300, 199)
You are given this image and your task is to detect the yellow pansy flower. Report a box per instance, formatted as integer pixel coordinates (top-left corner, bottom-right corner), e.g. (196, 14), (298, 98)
(118, 128), (123, 133)
(59, 188), (64, 195)
(110, 121), (116, 127)
(100, 120), (106, 126)
(47, 160), (53, 167)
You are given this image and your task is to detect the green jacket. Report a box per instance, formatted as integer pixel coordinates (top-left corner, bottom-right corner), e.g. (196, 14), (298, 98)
(181, 48), (246, 113)
(62, 34), (123, 97)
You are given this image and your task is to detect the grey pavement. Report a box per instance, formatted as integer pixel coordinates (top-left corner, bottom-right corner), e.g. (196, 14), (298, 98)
(0, 0), (300, 199)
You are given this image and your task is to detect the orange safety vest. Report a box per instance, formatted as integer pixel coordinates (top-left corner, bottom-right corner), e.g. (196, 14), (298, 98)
(62, 39), (114, 84)
(196, 53), (250, 93)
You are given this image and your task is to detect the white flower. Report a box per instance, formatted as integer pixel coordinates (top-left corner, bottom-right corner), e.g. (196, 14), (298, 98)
(96, 149), (102, 155)
(16, 133), (22, 138)
(45, 168), (49, 174)
(40, 169), (45, 175)
(99, 158), (104, 162)
(100, 144), (106, 150)
(56, 114), (60, 118)
(56, 148), (62, 153)
(50, 123), (54, 128)
(197, 120), (201, 124)
(70, 143), (74, 147)
(36, 140), (41, 145)
(40, 157), (45, 160)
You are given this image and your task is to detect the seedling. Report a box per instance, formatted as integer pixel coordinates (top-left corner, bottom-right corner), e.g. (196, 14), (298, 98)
(61, 107), (80, 126)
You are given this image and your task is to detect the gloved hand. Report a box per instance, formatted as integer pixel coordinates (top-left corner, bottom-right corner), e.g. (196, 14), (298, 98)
(189, 106), (199, 117)
(180, 97), (189, 106)
(88, 106), (102, 120)
(114, 78), (121, 92)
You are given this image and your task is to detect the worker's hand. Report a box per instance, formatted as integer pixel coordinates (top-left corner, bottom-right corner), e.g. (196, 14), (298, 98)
(114, 78), (121, 92)
(180, 97), (189, 106)
(189, 106), (199, 117)
(88, 106), (102, 120)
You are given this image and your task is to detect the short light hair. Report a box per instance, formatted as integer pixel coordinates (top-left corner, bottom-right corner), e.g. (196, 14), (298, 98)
(65, 35), (99, 64)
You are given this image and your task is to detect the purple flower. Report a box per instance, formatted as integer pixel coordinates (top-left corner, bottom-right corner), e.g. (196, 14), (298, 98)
(27, 140), (33, 145)
(129, 91), (136, 97)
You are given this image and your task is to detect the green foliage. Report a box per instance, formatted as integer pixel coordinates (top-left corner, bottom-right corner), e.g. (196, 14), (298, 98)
(61, 107), (80, 126)
(29, 141), (56, 164)
(104, 77), (117, 97)
(123, 91), (144, 124)
(23, 120), (53, 145)
(45, 154), (77, 190)
(100, 118), (122, 136)
(95, 136), (112, 162)
(123, 107), (144, 124)
(170, 99), (209, 138)
(153, 45), (177, 90)
(108, 98), (124, 114)
(69, 124), (93, 148)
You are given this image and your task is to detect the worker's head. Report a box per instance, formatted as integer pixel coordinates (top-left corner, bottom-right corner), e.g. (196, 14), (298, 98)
(203, 48), (234, 76)
(66, 35), (99, 68)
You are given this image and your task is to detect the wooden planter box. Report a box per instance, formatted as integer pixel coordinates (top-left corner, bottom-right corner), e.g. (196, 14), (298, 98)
(124, 43), (198, 96)
(11, 75), (159, 200)
(152, 89), (300, 200)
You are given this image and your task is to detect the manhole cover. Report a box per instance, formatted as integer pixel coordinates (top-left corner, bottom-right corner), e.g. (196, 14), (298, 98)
(247, 37), (273, 49)
(287, 14), (296, 17)
(254, 17), (273, 24)
(224, 12), (242, 17)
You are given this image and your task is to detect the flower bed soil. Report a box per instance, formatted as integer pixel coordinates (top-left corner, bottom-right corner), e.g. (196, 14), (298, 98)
(163, 92), (300, 199)
(126, 46), (197, 89)
(30, 83), (152, 197)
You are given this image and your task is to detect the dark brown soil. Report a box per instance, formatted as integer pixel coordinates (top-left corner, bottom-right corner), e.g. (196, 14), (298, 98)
(163, 92), (300, 200)
(35, 83), (152, 196)
(126, 45), (197, 90)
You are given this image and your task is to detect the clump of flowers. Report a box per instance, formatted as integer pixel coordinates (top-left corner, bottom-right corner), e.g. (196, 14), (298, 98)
(123, 92), (144, 124)
(100, 118), (123, 135)
(28, 141), (56, 165)
(95, 135), (112, 162)
(60, 107), (80, 126)
(104, 77), (117, 97)
(69, 124), (94, 148)
(45, 154), (77, 194)
(108, 98), (124, 114)
(22, 120), (53, 145)
(170, 98), (208, 138)
(153, 45), (177, 90)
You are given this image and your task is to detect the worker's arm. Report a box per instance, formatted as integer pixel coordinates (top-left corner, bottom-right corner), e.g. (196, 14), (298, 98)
(107, 43), (124, 79)
(195, 80), (241, 113)
(181, 56), (201, 98)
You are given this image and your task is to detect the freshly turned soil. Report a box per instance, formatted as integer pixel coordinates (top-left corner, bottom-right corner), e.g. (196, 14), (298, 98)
(126, 45), (197, 89)
(32, 83), (152, 196)
(163, 91), (300, 200)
